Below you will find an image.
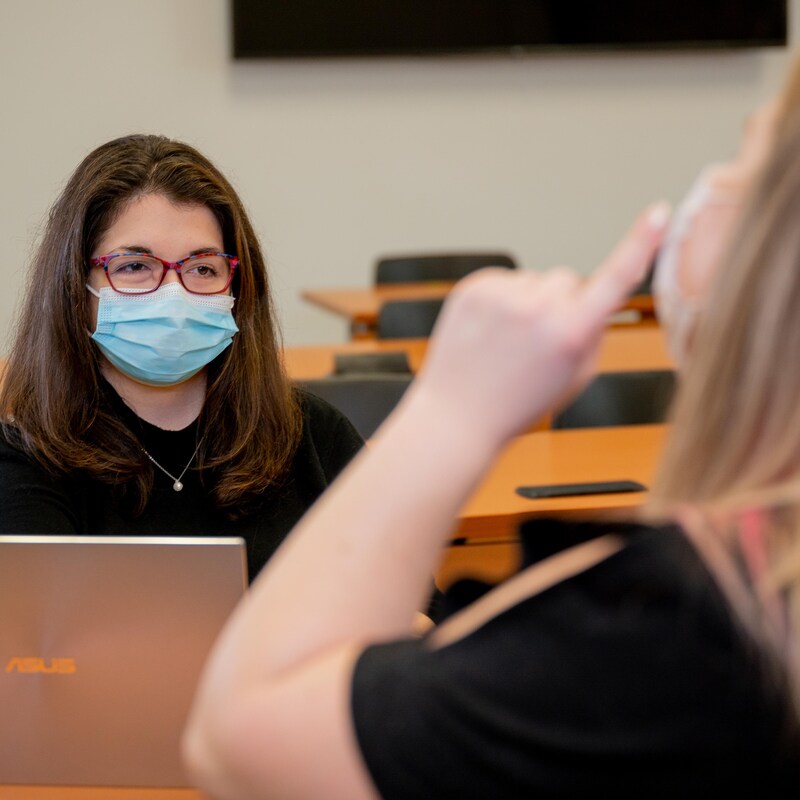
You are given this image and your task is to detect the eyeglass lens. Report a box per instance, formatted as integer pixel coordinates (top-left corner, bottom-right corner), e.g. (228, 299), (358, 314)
(106, 254), (232, 294)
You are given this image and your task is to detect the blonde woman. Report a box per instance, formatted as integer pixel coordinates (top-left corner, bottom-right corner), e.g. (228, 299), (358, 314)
(182, 78), (800, 798)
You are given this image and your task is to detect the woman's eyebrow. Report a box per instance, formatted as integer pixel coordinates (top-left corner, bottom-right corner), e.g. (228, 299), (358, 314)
(187, 247), (225, 257)
(113, 245), (153, 255)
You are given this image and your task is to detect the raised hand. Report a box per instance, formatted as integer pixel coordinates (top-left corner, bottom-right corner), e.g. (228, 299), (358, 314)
(413, 203), (670, 449)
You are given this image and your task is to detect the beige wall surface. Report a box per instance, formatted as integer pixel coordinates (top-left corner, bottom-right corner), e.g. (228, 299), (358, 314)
(1, 1), (797, 347)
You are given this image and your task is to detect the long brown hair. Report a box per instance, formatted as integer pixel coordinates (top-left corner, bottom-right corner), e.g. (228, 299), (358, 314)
(0, 134), (302, 518)
(649, 65), (800, 698)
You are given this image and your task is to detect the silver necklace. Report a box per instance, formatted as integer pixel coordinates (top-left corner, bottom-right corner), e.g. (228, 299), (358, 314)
(141, 439), (204, 492)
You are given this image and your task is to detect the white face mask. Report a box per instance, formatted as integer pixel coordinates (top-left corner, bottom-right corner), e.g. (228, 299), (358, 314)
(653, 166), (739, 367)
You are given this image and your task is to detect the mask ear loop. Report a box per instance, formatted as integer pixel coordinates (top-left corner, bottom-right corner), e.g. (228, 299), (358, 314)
(85, 284), (101, 337)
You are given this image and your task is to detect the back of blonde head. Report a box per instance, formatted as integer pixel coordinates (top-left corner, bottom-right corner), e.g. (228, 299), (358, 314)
(650, 59), (800, 698)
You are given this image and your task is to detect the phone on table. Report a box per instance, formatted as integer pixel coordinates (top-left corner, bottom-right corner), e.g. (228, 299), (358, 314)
(515, 480), (646, 499)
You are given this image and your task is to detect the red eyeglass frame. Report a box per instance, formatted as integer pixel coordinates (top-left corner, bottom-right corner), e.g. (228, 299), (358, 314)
(87, 251), (239, 295)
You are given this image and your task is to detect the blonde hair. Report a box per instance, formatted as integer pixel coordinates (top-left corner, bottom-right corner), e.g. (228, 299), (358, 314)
(648, 63), (800, 700)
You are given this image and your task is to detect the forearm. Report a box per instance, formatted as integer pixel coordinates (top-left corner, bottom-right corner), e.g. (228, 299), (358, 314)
(212, 381), (501, 681)
(184, 383), (503, 799)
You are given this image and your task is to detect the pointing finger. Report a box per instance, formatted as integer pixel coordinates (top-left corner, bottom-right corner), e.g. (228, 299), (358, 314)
(580, 202), (671, 326)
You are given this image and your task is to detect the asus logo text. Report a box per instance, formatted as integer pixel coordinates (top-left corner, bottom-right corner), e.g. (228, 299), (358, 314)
(5, 657), (77, 674)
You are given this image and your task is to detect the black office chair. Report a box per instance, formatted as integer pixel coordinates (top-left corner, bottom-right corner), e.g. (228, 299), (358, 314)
(377, 299), (445, 340)
(375, 253), (516, 284)
(552, 370), (676, 429)
(298, 374), (414, 439)
(332, 351), (412, 376)
(632, 262), (654, 296)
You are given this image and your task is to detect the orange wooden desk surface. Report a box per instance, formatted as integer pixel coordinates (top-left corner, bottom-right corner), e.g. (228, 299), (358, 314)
(301, 282), (655, 337)
(283, 325), (672, 381)
(438, 423), (667, 585)
(0, 788), (205, 799)
(453, 424), (667, 541)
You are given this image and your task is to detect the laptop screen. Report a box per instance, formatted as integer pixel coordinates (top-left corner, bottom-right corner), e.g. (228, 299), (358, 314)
(0, 535), (247, 788)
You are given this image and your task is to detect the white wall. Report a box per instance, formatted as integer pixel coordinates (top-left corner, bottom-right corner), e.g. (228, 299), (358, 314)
(1, 1), (797, 347)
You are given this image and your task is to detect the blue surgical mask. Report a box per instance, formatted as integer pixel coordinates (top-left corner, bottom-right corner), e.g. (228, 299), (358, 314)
(87, 282), (239, 386)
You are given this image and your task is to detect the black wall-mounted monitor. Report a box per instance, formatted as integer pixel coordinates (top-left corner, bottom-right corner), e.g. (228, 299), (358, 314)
(231, 1), (788, 59)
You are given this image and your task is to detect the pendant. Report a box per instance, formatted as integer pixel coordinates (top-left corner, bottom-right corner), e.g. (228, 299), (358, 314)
(173, 481), (183, 492)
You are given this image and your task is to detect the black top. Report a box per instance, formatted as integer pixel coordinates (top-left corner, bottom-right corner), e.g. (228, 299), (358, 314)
(0, 388), (363, 582)
(352, 518), (800, 797)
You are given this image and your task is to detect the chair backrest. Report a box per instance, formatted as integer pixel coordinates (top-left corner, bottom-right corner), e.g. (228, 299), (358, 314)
(552, 370), (677, 429)
(632, 262), (654, 296)
(298, 374), (414, 439)
(375, 253), (516, 284)
(377, 299), (445, 340)
(333, 351), (412, 376)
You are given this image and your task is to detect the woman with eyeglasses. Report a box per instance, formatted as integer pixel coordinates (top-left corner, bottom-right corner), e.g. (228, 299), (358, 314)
(183, 65), (800, 797)
(0, 135), (363, 581)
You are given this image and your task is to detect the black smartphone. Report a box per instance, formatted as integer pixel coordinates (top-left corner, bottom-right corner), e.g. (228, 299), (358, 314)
(515, 480), (647, 499)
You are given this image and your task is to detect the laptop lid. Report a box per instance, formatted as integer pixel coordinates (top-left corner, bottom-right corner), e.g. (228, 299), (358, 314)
(0, 535), (247, 788)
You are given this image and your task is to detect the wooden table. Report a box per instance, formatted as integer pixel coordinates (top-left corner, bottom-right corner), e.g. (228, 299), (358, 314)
(302, 282), (656, 338)
(284, 325), (672, 381)
(438, 424), (667, 586)
(454, 424), (666, 540)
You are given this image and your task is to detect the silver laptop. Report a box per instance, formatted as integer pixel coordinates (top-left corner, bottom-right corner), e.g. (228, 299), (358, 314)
(0, 535), (247, 788)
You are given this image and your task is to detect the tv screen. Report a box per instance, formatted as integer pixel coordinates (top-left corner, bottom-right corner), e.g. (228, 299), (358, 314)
(232, 1), (787, 59)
